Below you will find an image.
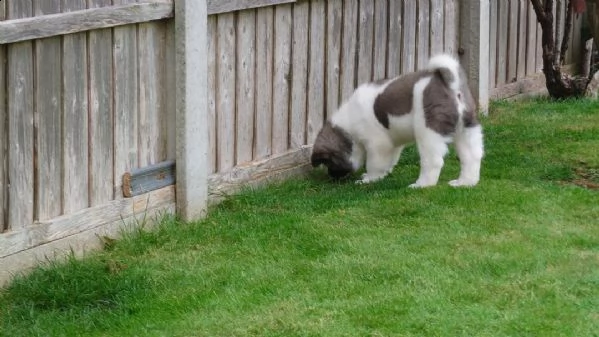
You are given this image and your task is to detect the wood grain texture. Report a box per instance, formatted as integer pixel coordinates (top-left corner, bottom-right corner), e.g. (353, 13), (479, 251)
(207, 16), (217, 172)
(372, 0), (387, 80)
(517, 0), (527, 79)
(235, 10), (256, 164)
(165, 19), (176, 162)
(7, 0), (34, 230)
(507, 0), (518, 83)
(290, 1), (308, 148)
(416, 0), (430, 69)
(62, 0), (89, 215)
(139, 21), (167, 167)
(489, 0), (498, 88)
(430, 0), (444, 56)
(88, 0), (114, 206)
(326, 0), (342, 119)
(113, 0), (140, 199)
(357, 0), (374, 83)
(0, 2), (173, 44)
(272, 4), (292, 154)
(0, 1), (6, 231)
(402, 0), (417, 73)
(35, 0), (63, 221)
(443, 0), (457, 55)
(254, 7), (274, 160)
(497, 0), (508, 85)
(207, 0), (296, 15)
(307, 0), (325, 144)
(340, 0), (358, 101)
(216, 13), (236, 171)
(387, 0), (402, 77)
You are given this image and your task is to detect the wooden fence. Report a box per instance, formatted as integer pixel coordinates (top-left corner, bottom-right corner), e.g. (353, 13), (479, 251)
(0, 0), (587, 285)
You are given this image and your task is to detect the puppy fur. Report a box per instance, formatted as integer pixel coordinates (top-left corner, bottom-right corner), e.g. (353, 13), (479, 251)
(311, 54), (484, 187)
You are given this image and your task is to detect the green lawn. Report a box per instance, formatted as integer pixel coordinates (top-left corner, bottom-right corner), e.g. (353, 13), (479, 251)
(1, 98), (599, 337)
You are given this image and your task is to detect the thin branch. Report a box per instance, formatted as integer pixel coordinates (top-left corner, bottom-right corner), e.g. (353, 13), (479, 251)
(559, 0), (574, 65)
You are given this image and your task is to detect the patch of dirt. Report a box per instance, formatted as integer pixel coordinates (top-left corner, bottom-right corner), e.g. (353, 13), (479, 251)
(566, 163), (599, 190)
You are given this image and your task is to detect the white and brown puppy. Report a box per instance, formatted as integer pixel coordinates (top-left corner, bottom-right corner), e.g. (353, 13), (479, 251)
(311, 54), (483, 187)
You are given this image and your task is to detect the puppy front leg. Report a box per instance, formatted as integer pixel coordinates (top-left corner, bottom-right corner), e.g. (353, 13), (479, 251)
(410, 135), (448, 188)
(356, 142), (395, 184)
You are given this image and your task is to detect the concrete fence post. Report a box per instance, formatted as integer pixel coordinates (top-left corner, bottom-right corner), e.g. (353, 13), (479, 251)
(175, 0), (208, 220)
(460, 0), (490, 115)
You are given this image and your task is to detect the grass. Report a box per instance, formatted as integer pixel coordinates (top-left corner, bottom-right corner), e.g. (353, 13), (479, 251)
(1, 98), (599, 337)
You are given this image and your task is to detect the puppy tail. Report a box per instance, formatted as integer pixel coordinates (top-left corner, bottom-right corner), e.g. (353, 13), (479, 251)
(427, 54), (462, 92)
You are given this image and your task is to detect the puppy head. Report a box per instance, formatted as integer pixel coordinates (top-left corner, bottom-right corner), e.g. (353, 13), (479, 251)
(311, 122), (354, 179)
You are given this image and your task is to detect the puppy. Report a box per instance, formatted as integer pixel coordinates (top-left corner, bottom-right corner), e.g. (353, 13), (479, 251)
(311, 54), (483, 187)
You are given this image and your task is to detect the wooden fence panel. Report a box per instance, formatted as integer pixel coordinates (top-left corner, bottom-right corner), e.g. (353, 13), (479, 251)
(387, 0), (402, 77)
(272, 4), (291, 154)
(7, 0), (34, 230)
(444, 0), (458, 55)
(417, 0), (430, 69)
(430, 0), (444, 56)
(402, 0), (417, 73)
(290, 1), (308, 148)
(507, 0), (518, 83)
(207, 16), (217, 173)
(373, 0), (387, 81)
(0, 1), (5, 232)
(489, 0), (498, 88)
(63, 0), (89, 214)
(235, 10), (256, 164)
(326, 0), (342, 119)
(497, 0), (508, 85)
(255, 6), (274, 160)
(307, 0), (325, 144)
(216, 13), (236, 171)
(357, 0), (374, 84)
(517, 0), (527, 79)
(526, 1), (537, 76)
(340, 0), (358, 101)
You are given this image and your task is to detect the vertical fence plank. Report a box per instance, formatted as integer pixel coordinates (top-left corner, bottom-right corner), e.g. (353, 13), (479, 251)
(340, 0), (358, 100)
(516, 0), (527, 79)
(387, 0), (402, 77)
(165, 19), (176, 163)
(35, 0), (63, 220)
(373, 0), (387, 80)
(254, 7), (274, 160)
(430, 0), (444, 56)
(444, 0), (458, 55)
(0, 1), (6, 231)
(326, 0), (342, 118)
(207, 16), (217, 172)
(235, 10), (256, 164)
(7, 0), (34, 230)
(113, 0), (139, 198)
(307, 0), (325, 144)
(272, 4), (291, 154)
(88, 0), (114, 206)
(139, 22), (167, 167)
(507, 0), (518, 83)
(62, 0), (88, 214)
(489, 0), (498, 88)
(416, 0), (430, 68)
(290, 1), (308, 148)
(526, 1), (537, 75)
(497, 0), (508, 85)
(402, 0), (417, 73)
(216, 13), (236, 171)
(571, 13), (582, 66)
(357, 0), (374, 83)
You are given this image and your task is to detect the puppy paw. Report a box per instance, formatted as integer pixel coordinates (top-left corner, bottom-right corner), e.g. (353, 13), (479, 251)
(448, 179), (478, 187)
(408, 180), (436, 188)
(356, 173), (384, 184)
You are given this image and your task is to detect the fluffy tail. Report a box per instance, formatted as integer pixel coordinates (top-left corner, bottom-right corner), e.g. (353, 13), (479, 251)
(426, 54), (462, 92)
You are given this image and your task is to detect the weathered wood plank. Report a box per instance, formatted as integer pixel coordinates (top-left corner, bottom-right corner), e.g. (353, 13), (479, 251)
(387, 0), (402, 77)
(290, 1), (309, 148)
(0, 2), (174, 44)
(35, 0), (63, 221)
(430, 0), (444, 56)
(340, 0), (358, 100)
(207, 16), (217, 172)
(62, 0), (89, 214)
(507, 0), (519, 83)
(517, 0), (527, 79)
(497, 0), (509, 85)
(165, 19), (176, 162)
(416, 0), (430, 69)
(235, 10), (256, 164)
(402, 0), (417, 73)
(526, 1), (537, 75)
(372, 0), (387, 80)
(272, 4), (292, 154)
(357, 0), (374, 83)
(254, 7), (274, 159)
(307, 0), (325, 144)
(7, 0), (34, 231)
(0, 1), (6, 231)
(489, 0), (498, 88)
(122, 161), (175, 197)
(113, 0), (140, 199)
(216, 13), (236, 171)
(444, 0), (458, 55)
(326, 0), (342, 120)
(207, 0), (296, 15)
(88, 0), (114, 206)
(0, 185), (175, 259)
(139, 21), (167, 167)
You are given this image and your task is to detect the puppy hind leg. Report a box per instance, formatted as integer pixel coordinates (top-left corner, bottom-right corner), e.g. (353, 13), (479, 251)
(450, 125), (484, 187)
(410, 132), (448, 188)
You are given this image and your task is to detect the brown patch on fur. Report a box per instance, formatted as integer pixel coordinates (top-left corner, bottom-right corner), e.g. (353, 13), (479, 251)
(423, 71), (460, 135)
(373, 71), (431, 128)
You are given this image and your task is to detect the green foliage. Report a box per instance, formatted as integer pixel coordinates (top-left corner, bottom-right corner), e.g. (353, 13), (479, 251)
(1, 98), (598, 337)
